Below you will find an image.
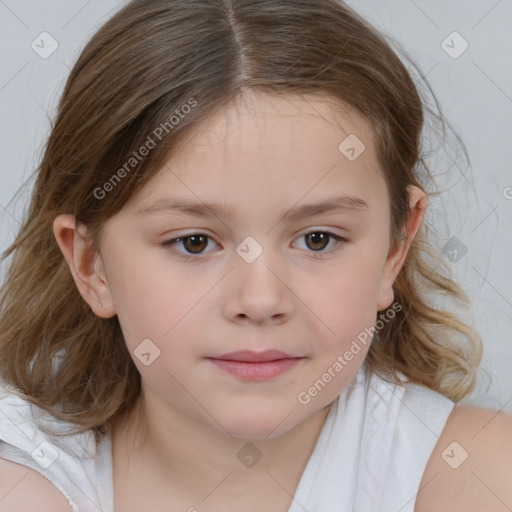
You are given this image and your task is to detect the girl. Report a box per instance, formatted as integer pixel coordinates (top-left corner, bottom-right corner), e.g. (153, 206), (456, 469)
(1, 1), (511, 511)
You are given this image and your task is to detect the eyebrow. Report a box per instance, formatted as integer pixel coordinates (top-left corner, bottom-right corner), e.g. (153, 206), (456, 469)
(135, 195), (369, 220)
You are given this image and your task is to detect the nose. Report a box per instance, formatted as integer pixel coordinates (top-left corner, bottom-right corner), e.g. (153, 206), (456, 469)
(223, 249), (295, 325)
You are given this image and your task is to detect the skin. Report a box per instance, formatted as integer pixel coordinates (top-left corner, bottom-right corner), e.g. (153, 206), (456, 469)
(53, 91), (426, 511)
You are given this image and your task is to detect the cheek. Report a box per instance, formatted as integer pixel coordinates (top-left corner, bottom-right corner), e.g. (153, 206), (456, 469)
(304, 260), (382, 336)
(103, 250), (196, 352)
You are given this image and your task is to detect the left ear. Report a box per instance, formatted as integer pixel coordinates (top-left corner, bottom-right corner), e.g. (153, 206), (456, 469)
(376, 185), (427, 311)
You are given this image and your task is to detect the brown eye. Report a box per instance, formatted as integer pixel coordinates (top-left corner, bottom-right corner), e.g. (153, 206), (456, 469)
(181, 235), (208, 254)
(161, 233), (216, 258)
(293, 231), (347, 257)
(162, 230), (346, 261)
(304, 232), (331, 251)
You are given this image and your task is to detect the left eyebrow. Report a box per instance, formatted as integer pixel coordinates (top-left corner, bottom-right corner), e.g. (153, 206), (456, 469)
(135, 195), (369, 220)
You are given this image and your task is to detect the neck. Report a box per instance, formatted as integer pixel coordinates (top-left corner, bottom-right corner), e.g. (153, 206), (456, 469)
(112, 388), (333, 499)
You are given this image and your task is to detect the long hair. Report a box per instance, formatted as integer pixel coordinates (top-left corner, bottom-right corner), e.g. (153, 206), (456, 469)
(0, 0), (482, 437)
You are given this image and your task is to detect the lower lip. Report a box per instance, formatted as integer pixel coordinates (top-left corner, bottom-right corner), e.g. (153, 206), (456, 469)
(209, 358), (301, 380)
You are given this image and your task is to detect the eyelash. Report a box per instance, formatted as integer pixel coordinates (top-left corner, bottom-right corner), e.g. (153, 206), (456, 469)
(160, 231), (348, 260)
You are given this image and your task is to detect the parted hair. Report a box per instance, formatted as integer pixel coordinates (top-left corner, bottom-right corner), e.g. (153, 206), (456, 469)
(0, 0), (482, 437)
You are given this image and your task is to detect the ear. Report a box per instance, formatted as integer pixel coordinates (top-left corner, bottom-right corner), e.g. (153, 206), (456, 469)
(376, 185), (427, 311)
(52, 214), (117, 318)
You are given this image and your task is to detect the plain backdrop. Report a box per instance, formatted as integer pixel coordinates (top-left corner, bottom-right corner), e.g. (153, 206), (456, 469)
(0, 0), (511, 412)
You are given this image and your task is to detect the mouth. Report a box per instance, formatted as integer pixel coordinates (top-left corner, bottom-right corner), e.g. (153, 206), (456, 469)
(207, 350), (303, 381)
(210, 349), (299, 363)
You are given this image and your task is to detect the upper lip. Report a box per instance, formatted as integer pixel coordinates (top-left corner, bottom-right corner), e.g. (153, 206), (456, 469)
(210, 350), (299, 362)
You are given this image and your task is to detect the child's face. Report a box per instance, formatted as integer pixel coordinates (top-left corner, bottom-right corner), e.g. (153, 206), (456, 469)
(94, 92), (413, 438)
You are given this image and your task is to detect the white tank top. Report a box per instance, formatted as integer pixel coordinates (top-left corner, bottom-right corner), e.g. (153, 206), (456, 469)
(0, 362), (454, 511)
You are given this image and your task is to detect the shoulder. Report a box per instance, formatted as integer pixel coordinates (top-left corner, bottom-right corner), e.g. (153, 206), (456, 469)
(0, 457), (73, 512)
(414, 404), (512, 512)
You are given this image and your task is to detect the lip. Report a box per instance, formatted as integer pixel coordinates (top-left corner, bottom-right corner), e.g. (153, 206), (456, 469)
(208, 350), (303, 381)
(211, 349), (298, 362)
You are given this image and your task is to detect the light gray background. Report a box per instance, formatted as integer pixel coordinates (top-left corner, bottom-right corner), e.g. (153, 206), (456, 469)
(0, 1), (511, 411)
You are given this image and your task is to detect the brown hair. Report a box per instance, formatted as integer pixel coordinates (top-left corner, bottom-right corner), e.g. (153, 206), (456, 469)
(0, 0), (482, 437)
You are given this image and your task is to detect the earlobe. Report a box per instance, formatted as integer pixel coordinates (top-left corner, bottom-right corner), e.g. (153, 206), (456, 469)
(376, 185), (427, 311)
(52, 215), (116, 318)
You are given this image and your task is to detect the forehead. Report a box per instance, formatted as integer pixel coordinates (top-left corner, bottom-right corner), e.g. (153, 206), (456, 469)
(124, 91), (387, 216)
(174, 91), (376, 162)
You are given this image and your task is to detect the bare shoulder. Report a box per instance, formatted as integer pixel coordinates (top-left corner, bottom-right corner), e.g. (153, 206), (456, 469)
(0, 457), (73, 512)
(414, 404), (512, 512)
